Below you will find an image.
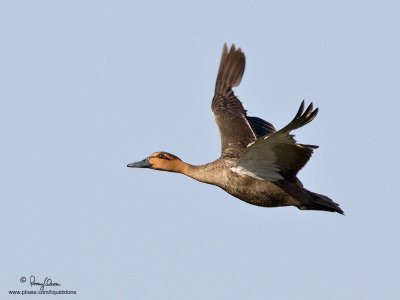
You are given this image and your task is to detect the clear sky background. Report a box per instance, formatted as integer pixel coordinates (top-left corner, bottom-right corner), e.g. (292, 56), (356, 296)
(1, 1), (399, 299)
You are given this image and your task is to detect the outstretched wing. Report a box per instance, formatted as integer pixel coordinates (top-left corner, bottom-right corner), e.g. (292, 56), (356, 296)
(211, 44), (256, 159)
(232, 101), (318, 181)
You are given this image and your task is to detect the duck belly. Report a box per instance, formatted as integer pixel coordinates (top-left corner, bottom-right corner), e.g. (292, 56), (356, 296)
(221, 174), (301, 208)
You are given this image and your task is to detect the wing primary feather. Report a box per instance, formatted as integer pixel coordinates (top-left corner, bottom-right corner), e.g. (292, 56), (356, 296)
(279, 102), (318, 133)
(211, 44), (255, 158)
(294, 100), (305, 119)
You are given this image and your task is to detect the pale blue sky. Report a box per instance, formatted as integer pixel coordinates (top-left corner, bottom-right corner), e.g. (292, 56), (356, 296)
(1, 0), (399, 299)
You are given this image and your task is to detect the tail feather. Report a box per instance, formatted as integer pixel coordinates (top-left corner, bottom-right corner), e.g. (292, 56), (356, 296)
(298, 190), (344, 215)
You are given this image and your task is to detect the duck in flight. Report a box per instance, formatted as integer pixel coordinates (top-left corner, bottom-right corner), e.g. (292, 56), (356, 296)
(128, 44), (343, 214)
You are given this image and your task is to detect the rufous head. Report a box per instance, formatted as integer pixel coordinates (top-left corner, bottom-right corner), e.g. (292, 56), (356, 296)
(127, 151), (184, 173)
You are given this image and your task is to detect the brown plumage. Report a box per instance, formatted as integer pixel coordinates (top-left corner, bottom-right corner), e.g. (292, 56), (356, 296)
(128, 44), (344, 214)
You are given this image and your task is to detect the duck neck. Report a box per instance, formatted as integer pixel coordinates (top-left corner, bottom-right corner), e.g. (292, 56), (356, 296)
(177, 160), (220, 185)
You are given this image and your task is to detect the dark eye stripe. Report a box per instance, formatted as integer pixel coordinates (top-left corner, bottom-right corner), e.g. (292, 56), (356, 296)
(157, 153), (172, 160)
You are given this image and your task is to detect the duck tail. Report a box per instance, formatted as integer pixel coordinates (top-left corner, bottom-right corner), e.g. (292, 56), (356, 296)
(298, 190), (344, 215)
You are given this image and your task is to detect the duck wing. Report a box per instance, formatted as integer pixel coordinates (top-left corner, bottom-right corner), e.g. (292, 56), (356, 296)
(232, 101), (319, 181)
(211, 44), (256, 159)
(246, 116), (276, 138)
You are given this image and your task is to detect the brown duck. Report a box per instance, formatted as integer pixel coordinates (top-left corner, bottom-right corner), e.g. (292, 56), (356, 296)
(128, 44), (344, 214)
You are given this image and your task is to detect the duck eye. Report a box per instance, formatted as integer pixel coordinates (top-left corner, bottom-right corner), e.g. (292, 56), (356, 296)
(158, 153), (165, 159)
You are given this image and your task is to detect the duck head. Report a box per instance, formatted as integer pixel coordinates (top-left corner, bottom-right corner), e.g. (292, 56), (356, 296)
(127, 151), (185, 173)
